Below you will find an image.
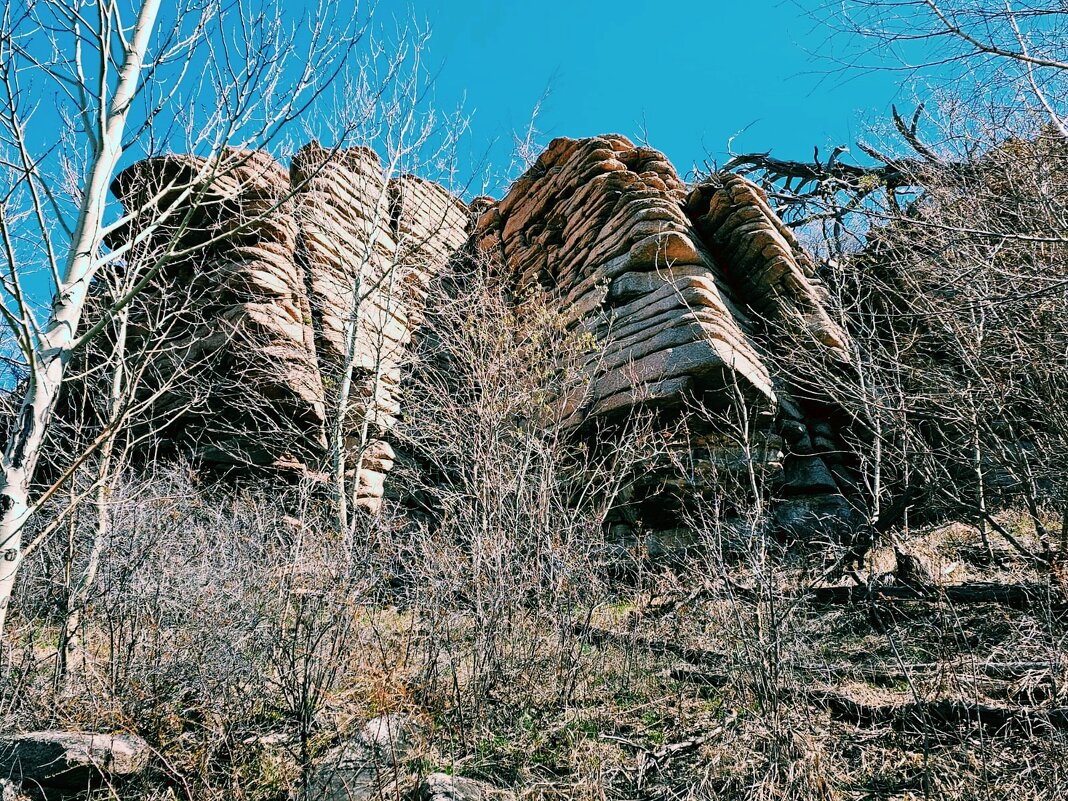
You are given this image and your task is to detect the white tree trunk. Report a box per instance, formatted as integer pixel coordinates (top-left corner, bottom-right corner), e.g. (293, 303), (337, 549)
(0, 0), (161, 639)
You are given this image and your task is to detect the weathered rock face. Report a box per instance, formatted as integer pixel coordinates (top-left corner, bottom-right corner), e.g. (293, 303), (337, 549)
(474, 136), (777, 422)
(108, 145), (469, 512)
(472, 135), (854, 538)
(290, 146), (469, 510)
(0, 730), (150, 799)
(109, 149), (328, 472)
(685, 173), (847, 359)
(102, 135), (854, 534)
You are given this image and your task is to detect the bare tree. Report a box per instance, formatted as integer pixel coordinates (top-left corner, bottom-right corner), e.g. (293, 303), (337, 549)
(40, 240), (230, 678)
(0, 0), (372, 638)
(724, 58), (1068, 571)
(826, 1), (1068, 134)
(286, 55), (471, 538)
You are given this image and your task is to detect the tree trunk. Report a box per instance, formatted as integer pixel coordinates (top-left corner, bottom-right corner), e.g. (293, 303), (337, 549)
(56, 304), (129, 679)
(0, 0), (160, 639)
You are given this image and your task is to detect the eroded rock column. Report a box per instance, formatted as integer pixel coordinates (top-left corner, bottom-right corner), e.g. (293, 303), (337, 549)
(291, 144), (468, 511)
(109, 149), (326, 471)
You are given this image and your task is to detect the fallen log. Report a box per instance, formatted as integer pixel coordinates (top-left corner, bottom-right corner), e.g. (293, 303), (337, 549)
(805, 582), (1064, 611)
(812, 692), (1068, 734)
(668, 668), (1068, 735)
(670, 661), (1061, 689)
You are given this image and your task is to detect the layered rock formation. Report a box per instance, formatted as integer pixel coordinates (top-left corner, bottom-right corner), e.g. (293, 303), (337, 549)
(100, 134), (855, 535)
(109, 149), (327, 471)
(106, 145), (469, 511)
(472, 135), (854, 539)
(288, 143), (469, 510)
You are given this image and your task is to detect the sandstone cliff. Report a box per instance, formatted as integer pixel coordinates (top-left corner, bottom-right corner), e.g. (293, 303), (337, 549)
(106, 145), (469, 512)
(108, 149), (328, 472)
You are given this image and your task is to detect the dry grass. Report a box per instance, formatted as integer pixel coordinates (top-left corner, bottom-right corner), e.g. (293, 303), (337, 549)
(3, 472), (1065, 800)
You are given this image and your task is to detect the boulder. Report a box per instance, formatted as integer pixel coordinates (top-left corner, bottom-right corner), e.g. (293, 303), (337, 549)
(0, 731), (150, 798)
(305, 740), (377, 801)
(304, 714), (420, 801)
(417, 773), (515, 801)
(358, 713), (418, 757)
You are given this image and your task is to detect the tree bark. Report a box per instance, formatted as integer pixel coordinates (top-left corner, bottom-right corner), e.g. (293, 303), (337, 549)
(0, 0), (161, 639)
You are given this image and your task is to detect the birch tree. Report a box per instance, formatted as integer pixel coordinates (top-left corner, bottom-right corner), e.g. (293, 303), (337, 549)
(0, 0), (369, 639)
(289, 52), (471, 538)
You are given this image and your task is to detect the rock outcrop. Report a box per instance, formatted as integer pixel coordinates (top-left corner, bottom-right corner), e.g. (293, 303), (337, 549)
(473, 136), (778, 421)
(109, 149), (327, 472)
(290, 145), (468, 509)
(107, 145), (469, 512)
(101, 134), (855, 535)
(472, 135), (854, 541)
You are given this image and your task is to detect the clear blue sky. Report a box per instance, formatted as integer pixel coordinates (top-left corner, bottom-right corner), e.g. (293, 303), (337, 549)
(374, 0), (916, 193)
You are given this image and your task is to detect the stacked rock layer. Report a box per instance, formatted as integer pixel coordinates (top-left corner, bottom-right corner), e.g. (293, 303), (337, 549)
(105, 134), (854, 534)
(473, 135), (853, 538)
(109, 144), (469, 512)
(108, 149), (327, 470)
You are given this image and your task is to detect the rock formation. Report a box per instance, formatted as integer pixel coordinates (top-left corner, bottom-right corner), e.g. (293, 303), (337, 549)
(289, 144), (468, 509)
(100, 134), (856, 535)
(306, 713), (421, 801)
(109, 149), (328, 472)
(106, 145), (469, 512)
(0, 730), (150, 799)
(472, 135), (855, 541)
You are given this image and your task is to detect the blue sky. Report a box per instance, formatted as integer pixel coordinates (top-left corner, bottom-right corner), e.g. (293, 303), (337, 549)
(373, 0), (917, 193)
